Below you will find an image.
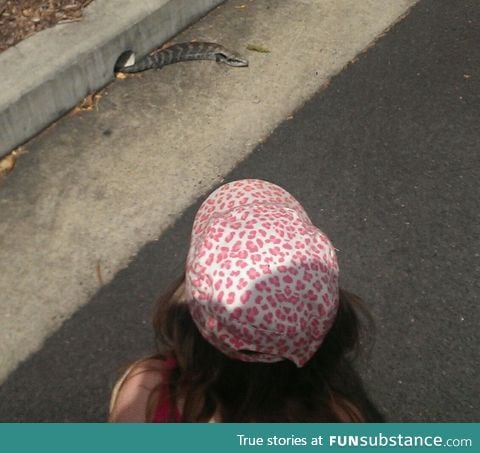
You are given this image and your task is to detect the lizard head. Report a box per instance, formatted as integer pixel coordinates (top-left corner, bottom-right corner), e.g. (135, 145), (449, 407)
(215, 52), (249, 67)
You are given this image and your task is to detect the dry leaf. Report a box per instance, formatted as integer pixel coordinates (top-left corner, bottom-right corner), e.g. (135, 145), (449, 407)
(0, 154), (17, 177)
(76, 92), (102, 112)
(115, 72), (127, 80)
(0, 147), (27, 179)
(247, 43), (270, 53)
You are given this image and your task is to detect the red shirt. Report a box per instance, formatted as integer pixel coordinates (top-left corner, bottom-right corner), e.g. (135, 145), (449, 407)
(152, 357), (183, 422)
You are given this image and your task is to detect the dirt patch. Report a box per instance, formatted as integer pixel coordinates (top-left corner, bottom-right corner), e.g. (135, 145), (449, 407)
(0, 0), (94, 53)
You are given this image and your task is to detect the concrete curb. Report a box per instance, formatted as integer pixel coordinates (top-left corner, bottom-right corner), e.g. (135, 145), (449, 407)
(0, 0), (225, 158)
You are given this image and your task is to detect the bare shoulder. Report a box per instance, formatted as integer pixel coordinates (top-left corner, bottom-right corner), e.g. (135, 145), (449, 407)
(109, 358), (165, 422)
(125, 358), (165, 382)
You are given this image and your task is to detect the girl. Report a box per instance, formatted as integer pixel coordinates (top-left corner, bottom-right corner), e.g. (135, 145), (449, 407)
(109, 179), (384, 422)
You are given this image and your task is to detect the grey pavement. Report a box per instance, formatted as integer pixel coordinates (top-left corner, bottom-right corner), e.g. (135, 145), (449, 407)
(0, 0), (225, 157)
(0, 0), (413, 385)
(1, 0), (479, 421)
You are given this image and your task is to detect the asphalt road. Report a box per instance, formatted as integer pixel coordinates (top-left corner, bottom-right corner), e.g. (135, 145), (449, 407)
(0, 0), (478, 421)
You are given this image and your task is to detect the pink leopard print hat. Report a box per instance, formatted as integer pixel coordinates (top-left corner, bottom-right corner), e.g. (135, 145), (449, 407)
(185, 179), (339, 367)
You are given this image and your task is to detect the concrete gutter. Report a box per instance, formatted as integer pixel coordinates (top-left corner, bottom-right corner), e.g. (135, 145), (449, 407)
(0, 0), (225, 158)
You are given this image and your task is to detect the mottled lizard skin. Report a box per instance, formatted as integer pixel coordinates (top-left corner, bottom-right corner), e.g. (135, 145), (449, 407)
(120, 42), (248, 73)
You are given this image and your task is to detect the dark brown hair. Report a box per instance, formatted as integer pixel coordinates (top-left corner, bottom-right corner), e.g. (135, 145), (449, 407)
(147, 274), (384, 422)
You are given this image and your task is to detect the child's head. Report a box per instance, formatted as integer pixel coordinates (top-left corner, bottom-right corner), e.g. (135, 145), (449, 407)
(152, 179), (373, 421)
(184, 179), (339, 367)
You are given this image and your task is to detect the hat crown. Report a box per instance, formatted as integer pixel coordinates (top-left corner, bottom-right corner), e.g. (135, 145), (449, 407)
(186, 179), (339, 367)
